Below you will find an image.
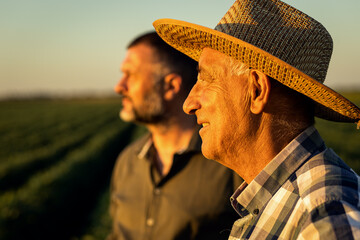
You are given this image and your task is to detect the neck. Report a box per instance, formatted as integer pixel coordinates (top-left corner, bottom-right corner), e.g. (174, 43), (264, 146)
(231, 130), (276, 184)
(146, 114), (197, 176)
(231, 117), (305, 184)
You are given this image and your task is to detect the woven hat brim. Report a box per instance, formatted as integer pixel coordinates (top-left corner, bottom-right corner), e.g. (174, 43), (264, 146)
(153, 18), (360, 123)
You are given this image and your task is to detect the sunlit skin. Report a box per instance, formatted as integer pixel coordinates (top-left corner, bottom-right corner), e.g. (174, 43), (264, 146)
(183, 49), (251, 164)
(114, 43), (196, 176)
(183, 48), (283, 183)
(114, 44), (164, 123)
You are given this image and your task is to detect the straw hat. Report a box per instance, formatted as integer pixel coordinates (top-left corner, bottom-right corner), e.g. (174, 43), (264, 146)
(153, 0), (360, 126)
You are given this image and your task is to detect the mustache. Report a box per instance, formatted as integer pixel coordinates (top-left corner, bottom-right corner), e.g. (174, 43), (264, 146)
(120, 94), (131, 102)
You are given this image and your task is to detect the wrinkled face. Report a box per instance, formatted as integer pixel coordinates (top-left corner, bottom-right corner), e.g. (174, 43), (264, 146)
(183, 48), (251, 167)
(114, 44), (165, 123)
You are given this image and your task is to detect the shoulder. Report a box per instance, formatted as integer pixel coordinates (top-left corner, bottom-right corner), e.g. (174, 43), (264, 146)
(296, 148), (360, 209)
(293, 149), (360, 237)
(112, 133), (150, 174)
(118, 133), (150, 160)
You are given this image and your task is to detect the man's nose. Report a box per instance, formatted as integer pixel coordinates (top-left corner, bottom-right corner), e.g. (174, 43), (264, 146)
(183, 87), (201, 115)
(114, 76), (126, 94)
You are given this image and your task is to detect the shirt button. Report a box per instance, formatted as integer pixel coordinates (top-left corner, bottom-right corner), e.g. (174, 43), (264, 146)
(146, 218), (155, 227)
(154, 188), (161, 195)
(253, 209), (259, 215)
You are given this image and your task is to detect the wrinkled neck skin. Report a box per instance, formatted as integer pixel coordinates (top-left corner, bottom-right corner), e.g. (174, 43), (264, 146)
(224, 113), (306, 184)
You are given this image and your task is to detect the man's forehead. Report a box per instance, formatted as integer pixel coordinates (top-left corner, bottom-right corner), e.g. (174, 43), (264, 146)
(121, 45), (152, 70)
(121, 50), (138, 69)
(198, 49), (214, 73)
(198, 48), (231, 75)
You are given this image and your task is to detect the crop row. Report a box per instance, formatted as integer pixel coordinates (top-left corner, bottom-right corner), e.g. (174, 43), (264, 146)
(0, 111), (121, 191)
(0, 100), (120, 159)
(76, 125), (148, 240)
(0, 119), (136, 240)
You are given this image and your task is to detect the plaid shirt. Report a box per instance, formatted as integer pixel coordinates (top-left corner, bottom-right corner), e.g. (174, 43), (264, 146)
(229, 126), (360, 239)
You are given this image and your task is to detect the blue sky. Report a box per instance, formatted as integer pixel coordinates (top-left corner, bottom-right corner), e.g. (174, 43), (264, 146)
(1, 0), (359, 97)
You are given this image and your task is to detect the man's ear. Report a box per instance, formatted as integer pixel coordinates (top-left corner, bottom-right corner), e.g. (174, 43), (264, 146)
(164, 73), (182, 100)
(248, 70), (271, 114)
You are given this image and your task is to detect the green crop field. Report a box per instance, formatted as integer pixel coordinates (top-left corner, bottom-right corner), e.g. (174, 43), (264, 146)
(315, 92), (360, 174)
(0, 98), (147, 240)
(0, 94), (359, 240)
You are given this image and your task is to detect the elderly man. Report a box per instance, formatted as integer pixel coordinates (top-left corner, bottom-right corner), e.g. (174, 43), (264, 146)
(153, 0), (360, 239)
(108, 31), (242, 240)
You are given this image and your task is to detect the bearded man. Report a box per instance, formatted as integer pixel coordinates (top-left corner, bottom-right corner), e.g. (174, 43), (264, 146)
(107, 31), (242, 240)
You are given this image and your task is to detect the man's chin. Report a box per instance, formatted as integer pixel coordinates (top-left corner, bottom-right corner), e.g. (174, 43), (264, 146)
(119, 110), (135, 123)
(201, 144), (213, 160)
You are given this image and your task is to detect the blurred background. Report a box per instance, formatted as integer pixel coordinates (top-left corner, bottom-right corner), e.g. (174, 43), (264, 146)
(1, 0), (360, 98)
(0, 0), (359, 239)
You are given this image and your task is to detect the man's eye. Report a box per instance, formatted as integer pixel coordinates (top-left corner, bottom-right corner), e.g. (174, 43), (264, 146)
(199, 73), (214, 83)
(123, 72), (133, 79)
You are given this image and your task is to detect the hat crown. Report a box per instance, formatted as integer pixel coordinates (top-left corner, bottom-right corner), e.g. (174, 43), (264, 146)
(215, 0), (333, 83)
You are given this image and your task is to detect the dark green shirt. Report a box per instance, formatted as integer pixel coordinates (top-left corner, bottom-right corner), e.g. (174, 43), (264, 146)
(108, 131), (242, 240)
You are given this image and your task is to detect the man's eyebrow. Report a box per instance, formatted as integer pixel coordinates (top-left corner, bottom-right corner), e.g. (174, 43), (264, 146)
(198, 64), (215, 78)
(197, 65), (210, 74)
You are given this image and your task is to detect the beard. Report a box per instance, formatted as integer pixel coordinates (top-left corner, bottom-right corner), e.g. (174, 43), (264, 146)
(119, 83), (165, 124)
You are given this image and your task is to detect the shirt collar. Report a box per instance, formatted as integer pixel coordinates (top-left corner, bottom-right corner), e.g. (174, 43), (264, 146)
(231, 125), (326, 217)
(137, 133), (153, 159)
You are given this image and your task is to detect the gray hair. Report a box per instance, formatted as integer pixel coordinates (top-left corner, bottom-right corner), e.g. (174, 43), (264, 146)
(228, 57), (250, 77)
